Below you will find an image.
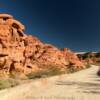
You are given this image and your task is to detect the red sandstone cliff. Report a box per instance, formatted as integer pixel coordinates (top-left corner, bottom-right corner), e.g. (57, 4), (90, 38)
(0, 14), (85, 78)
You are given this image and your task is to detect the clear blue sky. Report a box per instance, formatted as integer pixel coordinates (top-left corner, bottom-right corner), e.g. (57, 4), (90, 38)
(0, 0), (100, 52)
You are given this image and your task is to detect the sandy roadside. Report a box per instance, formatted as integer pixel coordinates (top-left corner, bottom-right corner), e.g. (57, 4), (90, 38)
(0, 65), (99, 100)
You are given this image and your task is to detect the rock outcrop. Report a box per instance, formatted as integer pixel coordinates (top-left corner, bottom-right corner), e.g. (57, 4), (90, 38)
(0, 14), (85, 78)
(77, 52), (100, 64)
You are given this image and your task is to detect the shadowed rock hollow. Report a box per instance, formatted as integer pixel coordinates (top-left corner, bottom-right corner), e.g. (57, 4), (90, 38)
(0, 14), (85, 78)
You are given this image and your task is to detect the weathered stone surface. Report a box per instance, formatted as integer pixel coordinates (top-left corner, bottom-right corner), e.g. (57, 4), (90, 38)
(0, 14), (85, 78)
(62, 48), (85, 68)
(6, 19), (25, 30)
(0, 14), (13, 19)
(77, 52), (100, 64)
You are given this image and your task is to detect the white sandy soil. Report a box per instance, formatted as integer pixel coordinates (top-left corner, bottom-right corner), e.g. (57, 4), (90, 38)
(0, 65), (100, 100)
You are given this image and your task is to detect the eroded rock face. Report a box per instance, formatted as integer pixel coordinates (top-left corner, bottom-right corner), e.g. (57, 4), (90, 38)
(77, 52), (100, 64)
(0, 14), (85, 77)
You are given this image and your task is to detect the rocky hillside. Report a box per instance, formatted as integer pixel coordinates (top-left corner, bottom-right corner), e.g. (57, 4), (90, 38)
(0, 14), (85, 78)
(77, 52), (100, 64)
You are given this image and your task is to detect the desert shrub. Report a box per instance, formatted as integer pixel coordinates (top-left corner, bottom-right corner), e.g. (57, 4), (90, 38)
(27, 64), (65, 79)
(86, 64), (91, 68)
(0, 79), (18, 90)
(93, 62), (100, 66)
(67, 66), (81, 73)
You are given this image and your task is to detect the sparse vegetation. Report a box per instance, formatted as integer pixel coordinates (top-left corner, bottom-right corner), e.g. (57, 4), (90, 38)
(0, 79), (19, 90)
(27, 65), (66, 79)
(27, 63), (91, 79)
(86, 64), (91, 68)
(0, 64), (93, 90)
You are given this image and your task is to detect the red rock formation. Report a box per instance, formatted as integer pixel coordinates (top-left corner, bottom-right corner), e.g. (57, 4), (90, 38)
(0, 14), (85, 77)
(77, 52), (100, 64)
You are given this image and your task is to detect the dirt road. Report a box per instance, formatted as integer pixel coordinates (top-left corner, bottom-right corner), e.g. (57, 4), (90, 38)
(0, 65), (100, 100)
